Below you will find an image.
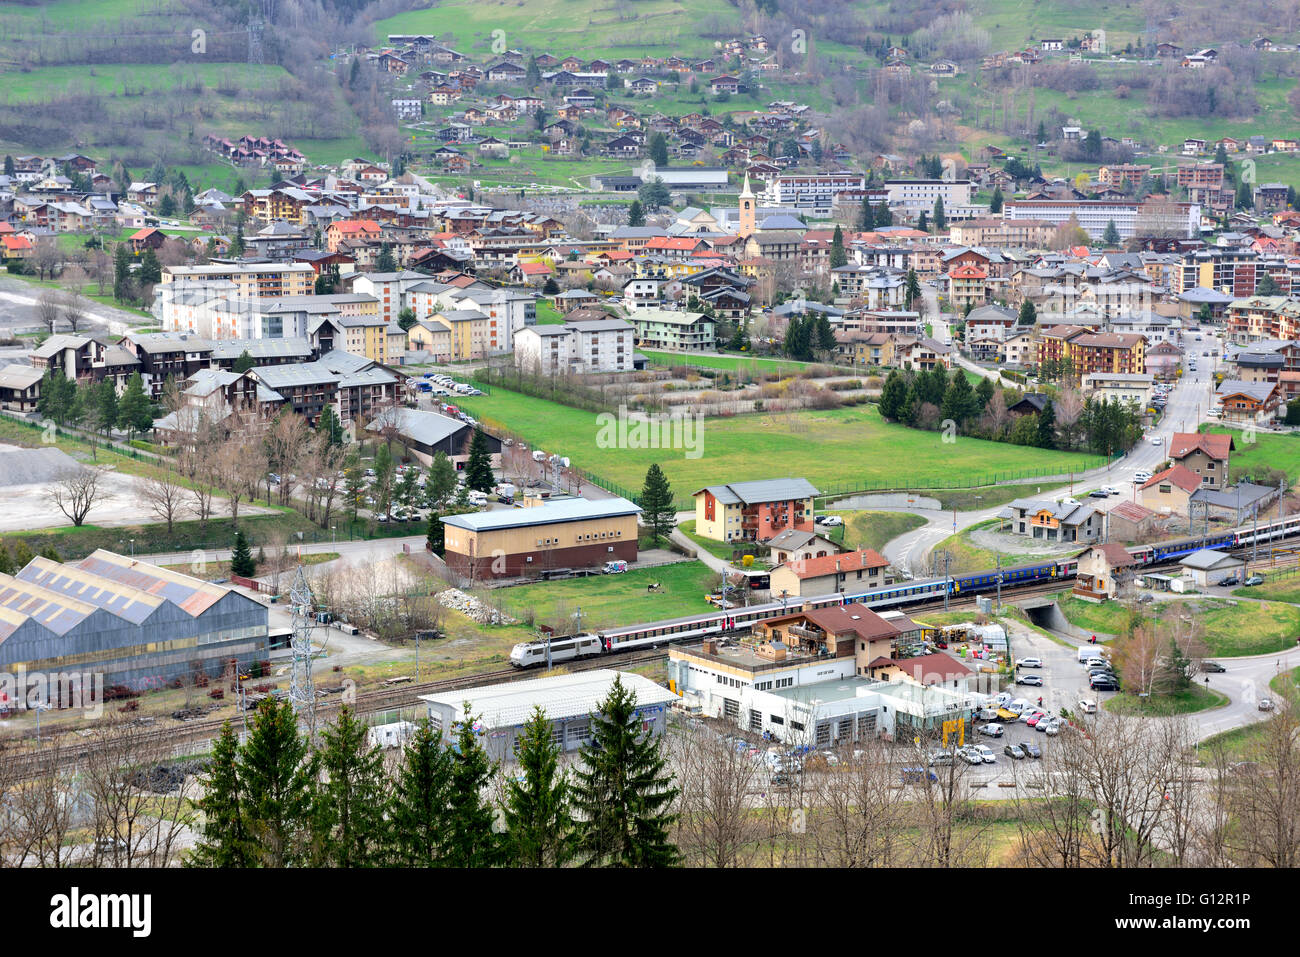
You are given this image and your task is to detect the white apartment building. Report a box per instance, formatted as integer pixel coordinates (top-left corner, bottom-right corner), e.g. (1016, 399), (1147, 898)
(350, 270), (431, 324)
(513, 319), (634, 375)
(161, 263), (315, 298)
(1082, 371), (1155, 407)
(884, 178), (973, 212)
(760, 171), (867, 217)
(1004, 200), (1201, 240)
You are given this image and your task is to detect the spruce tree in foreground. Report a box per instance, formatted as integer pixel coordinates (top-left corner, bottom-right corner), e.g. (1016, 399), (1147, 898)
(571, 675), (680, 867)
(505, 706), (572, 867)
(230, 528), (255, 577)
(314, 706), (391, 867)
(639, 463), (674, 545)
(464, 426), (495, 492)
(190, 721), (252, 867)
(446, 707), (502, 867)
(389, 719), (456, 865)
(238, 699), (317, 867)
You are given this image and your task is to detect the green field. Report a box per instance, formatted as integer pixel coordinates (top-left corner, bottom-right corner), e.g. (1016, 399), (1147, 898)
(1104, 684), (1230, 716)
(455, 385), (1102, 506)
(495, 560), (718, 632)
(640, 350), (861, 376)
(1201, 424), (1300, 483)
(375, 0), (738, 59)
(930, 518), (1065, 574)
(1233, 572), (1300, 603)
(677, 519), (749, 562)
(1058, 593), (1300, 656)
(826, 510), (927, 554)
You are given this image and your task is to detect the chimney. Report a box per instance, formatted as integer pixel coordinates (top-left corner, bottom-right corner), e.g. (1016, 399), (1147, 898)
(801, 601), (814, 614)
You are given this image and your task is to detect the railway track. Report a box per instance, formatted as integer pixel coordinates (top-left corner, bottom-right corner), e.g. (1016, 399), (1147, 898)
(0, 650), (669, 782)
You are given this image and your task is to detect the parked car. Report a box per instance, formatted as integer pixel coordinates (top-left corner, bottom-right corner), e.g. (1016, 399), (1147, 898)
(1259, 697), (1275, 712)
(901, 766), (939, 783)
(1042, 720), (1060, 736)
(1217, 574), (1240, 587)
(958, 748), (984, 766)
(1134, 470), (1152, 484)
(1016, 674), (1043, 686)
(1019, 657), (1043, 668)
(1103, 485), (1121, 496)
(1077, 698), (1098, 714)
(819, 516), (843, 527)
(1090, 676), (1119, 691)
(979, 722), (1004, 737)
(1022, 742), (1043, 759)
(1244, 574), (1264, 586)
(1200, 661), (1227, 673)
(928, 750), (955, 766)
(1026, 712), (1045, 728)
(1089, 489), (1110, 498)
(1150, 435), (1163, 445)
(1004, 744), (1027, 760)
(969, 744), (997, 764)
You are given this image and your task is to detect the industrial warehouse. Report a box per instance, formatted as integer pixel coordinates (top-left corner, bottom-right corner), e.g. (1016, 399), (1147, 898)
(418, 669), (677, 761)
(0, 550), (270, 693)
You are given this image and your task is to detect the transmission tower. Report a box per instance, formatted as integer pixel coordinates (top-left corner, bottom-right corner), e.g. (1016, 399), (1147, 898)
(247, 0), (276, 66)
(289, 564), (317, 732)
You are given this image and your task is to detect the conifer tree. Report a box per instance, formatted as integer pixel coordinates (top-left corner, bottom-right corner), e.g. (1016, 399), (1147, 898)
(463, 427), (495, 492)
(11, 540), (34, 571)
(447, 708), (501, 867)
(504, 706), (572, 867)
(189, 721), (253, 867)
(116, 372), (153, 439)
(0, 543), (12, 577)
(389, 720), (456, 866)
(231, 528), (256, 577)
(879, 369), (908, 420)
(829, 225), (847, 268)
(1037, 397), (1057, 449)
(627, 199), (645, 227)
(424, 451), (458, 510)
(233, 349), (256, 374)
(314, 707), (390, 867)
(639, 463), (674, 544)
(238, 699), (316, 867)
(571, 675), (679, 867)
(990, 185), (1003, 214)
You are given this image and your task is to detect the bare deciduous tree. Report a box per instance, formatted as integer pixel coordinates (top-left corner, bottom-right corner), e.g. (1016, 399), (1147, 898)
(48, 466), (103, 526)
(139, 466), (187, 533)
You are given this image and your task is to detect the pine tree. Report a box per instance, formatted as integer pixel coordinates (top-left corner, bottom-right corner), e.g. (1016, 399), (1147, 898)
(317, 406), (343, 448)
(829, 225), (847, 267)
(571, 675), (680, 867)
(446, 708), (502, 866)
(139, 248), (162, 285)
(39, 544), (60, 563)
(1036, 398), (1057, 449)
(879, 369), (908, 420)
(397, 307), (418, 332)
(238, 699), (316, 867)
(116, 372), (153, 439)
(905, 268), (921, 308)
(1102, 219), (1120, 246)
(941, 370), (977, 427)
(525, 55), (541, 86)
(11, 540), (34, 571)
(426, 511), (446, 555)
(343, 453), (365, 524)
(727, 318), (750, 351)
(2, 155), (12, 177)
(505, 706), (571, 867)
(0, 544), (14, 577)
(373, 443), (395, 519)
(376, 244), (396, 272)
(859, 196), (875, 230)
(233, 350), (256, 374)
(425, 451), (458, 510)
(231, 528), (256, 577)
(932, 196), (946, 230)
(815, 313), (838, 353)
(389, 720), (456, 865)
(314, 707), (391, 867)
(1256, 273), (1280, 296)
(990, 185), (1003, 214)
(1018, 300), (1037, 326)
(916, 210), (929, 231)
(874, 203), (892, 226)
(112, 243), (131, 301)
(975, 376), (996, 410)
(649, 133), (668, 166)
(189, 722), (253, 867)
(639, 463), (674, 545)
(626, 199), (645, 227)
(463, 427), (495, 492)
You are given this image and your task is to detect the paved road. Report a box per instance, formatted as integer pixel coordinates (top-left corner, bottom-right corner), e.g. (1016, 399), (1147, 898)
(879, 328), (1224, 576)
(137, 535), (429, 570)
(0, 277), (150, 337)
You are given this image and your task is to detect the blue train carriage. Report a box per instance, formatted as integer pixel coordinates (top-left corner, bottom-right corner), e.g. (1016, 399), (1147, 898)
(950, 560), (1063, 594)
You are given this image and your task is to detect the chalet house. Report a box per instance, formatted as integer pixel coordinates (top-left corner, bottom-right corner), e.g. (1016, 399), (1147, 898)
(1167, 432), (1234, 490)
(770, 548), (894, 598)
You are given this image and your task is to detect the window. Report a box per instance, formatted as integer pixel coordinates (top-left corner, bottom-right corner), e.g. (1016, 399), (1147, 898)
(770, 714), (784, 725)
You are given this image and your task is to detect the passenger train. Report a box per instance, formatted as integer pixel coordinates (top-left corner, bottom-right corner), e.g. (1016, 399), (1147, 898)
(507, 512), (1300, 667)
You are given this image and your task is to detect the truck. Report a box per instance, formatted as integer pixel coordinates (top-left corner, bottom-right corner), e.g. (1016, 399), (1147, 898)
(603, 560), (628, 574)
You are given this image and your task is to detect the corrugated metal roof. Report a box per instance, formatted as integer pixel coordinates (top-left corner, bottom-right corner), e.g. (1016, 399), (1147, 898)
(695, 478), (819, 505)
(418, 669), (675, 728)
(0, 573), (99, 635)
(441, 497), (641, 532)
(18, 556), (165, 624)
(75, 550), (226, 616)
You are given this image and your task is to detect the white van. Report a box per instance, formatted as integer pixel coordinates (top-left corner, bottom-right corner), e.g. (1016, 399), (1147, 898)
(467, 490), (488, 507)
(1078, 646), (1109, 662)
(1133, 469), (1152, 484)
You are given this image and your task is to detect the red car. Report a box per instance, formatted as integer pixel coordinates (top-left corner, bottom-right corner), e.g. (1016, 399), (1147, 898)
(1026, 712), (1046, 728)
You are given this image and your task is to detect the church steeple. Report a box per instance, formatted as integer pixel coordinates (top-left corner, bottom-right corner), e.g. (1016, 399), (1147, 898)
(738, 173), (755, 239)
